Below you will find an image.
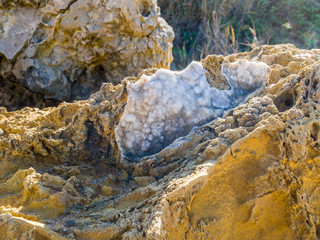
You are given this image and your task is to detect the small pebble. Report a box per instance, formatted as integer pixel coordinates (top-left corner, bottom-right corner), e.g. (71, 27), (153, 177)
(134, 176), (156, 187)
(101, 186), (113, 196)
(119, 170), (128, 181)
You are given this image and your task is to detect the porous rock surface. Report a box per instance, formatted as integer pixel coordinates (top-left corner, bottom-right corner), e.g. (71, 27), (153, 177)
(0, 44), (320, 239)
(0, 0), (173, 110)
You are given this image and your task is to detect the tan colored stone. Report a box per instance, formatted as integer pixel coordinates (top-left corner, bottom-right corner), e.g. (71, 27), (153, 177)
(101, 186), (113, 196)
(0, 44), (319, 239)
(134, 176), (156, 187)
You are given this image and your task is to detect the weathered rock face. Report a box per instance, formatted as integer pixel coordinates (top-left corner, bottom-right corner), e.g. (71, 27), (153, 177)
(0, 0), (174, 110)
(0, 44), (319, 239)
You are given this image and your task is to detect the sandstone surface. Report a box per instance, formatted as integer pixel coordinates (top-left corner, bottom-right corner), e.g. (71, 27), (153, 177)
(0, 44), (319, 239)
(0, 0), (173, 110)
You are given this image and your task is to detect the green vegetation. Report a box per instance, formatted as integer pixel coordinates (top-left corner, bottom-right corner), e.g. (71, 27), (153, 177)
(158, 0), (320, 69)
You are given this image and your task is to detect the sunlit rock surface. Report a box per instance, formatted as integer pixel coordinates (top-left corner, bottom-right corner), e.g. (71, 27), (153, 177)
(0, 0), (173, 110)
(0, 44), (320, 239)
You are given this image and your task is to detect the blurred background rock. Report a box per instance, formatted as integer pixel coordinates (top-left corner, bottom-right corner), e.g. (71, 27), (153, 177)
(0, 0), (173, 110)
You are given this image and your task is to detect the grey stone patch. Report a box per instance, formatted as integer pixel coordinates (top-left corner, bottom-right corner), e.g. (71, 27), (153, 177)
(0, 8), (40, 60)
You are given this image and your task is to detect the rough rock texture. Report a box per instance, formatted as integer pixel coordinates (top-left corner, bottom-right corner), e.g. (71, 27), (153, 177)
(0, 0), (173, 110)
(0, 44), (320, 239)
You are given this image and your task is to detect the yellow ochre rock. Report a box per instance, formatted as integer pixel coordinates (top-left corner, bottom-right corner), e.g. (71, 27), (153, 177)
(0, 44), (319, 239)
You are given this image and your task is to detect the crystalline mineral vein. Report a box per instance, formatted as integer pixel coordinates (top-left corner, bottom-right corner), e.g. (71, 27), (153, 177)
(115, 60), (269, 157)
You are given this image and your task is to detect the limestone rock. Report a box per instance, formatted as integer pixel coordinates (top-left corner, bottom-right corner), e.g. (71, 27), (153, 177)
(0, 213), (64, 240)
(0, 0), (174, 110)
(0, 44), (319, 239)
(0, 168), (83, 219)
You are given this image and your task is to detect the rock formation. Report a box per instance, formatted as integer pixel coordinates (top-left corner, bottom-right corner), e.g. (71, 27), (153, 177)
(0, 0), (174, 110)
(0, 44), (320, 239)
(116, 60), (269, 157)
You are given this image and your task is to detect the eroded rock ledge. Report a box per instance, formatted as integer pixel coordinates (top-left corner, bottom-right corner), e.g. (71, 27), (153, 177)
(0, 44), (320, 239)
(0, 0), (173, 110)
